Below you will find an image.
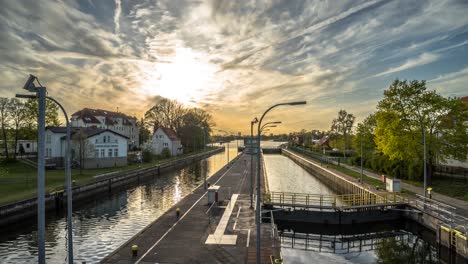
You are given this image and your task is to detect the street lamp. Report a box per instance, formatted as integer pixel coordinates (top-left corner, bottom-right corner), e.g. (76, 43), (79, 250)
(256, 101), (306, 264)
(250, 117), (258, 209)
(16, 75), (74, 264)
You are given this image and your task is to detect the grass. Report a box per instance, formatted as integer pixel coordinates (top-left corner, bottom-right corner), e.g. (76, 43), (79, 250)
(0, 147), (220, 205)
(326, 162), (386, 189)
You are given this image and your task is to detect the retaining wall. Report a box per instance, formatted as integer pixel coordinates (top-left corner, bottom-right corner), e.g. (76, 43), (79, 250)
(0, 148), (224, 227)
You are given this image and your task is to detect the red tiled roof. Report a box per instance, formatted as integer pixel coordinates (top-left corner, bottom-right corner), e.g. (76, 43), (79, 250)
(461, 96), (468, 103)
(72, 108), (136, 125)
(159, 127), (179, 141)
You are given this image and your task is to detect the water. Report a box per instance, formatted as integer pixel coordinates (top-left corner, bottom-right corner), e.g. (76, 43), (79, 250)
(0, 147), (239, 263)
(262, 153), (444, 264)
(263, 154), (335, 194)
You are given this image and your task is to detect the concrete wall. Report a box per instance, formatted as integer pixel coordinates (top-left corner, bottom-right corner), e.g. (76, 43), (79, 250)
(0, 147), (224, 227)
(83, 157), (127, 169)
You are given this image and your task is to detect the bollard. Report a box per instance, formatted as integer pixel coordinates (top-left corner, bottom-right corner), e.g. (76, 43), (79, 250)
(131, 245), (138, 257)
(207, 182), (211, 188)
(176, 208), (180, 219)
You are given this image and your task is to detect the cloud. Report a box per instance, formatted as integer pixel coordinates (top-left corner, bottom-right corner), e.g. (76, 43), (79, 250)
(114, 0), (122, 34)
(373, 53), (440, 77)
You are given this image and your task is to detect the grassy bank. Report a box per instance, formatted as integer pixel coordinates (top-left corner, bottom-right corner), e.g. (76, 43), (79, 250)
(0, 147), (220, 205)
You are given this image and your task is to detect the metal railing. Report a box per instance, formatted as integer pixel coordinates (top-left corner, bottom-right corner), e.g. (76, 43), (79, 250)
(264, 191), (408, 210)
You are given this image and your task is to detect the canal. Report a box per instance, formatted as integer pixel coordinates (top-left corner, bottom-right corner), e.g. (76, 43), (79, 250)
(0, 145), (239, 264)
(263, 151), (442, 264)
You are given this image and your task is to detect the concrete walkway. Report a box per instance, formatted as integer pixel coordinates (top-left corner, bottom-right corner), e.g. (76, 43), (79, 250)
(101, 153), (274, 264)
(316, 154), (468, 217)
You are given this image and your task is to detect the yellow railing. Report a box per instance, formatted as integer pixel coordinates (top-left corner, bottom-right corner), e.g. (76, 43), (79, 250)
(263, 192), (408, 209)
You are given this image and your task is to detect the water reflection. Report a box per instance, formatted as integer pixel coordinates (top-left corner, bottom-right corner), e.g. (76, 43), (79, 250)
(0, 148), (232, 263)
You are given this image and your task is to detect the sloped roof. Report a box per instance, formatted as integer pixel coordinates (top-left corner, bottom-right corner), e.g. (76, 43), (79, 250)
(158, 127), (179, 141)
(461, 96), (468, 103)
(72, 108), (136, 125)
(317, 135), (330, 147)
(47, 127), (129, 139)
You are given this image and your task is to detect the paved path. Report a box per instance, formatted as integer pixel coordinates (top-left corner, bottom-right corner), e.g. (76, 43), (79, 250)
(293, 149), (468, 217)
(101, 153), (274, 264)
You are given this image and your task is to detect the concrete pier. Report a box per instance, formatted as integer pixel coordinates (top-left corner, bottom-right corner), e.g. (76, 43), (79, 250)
(101, 153), (276, 264)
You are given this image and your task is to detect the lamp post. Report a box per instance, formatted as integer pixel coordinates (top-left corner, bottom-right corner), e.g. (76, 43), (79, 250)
(250, 118), (258, 209)
(16, 75), (74, 264)
(256, 101), (306, 264)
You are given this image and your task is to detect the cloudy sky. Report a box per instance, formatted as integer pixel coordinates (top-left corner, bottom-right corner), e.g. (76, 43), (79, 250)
(1, 0), (467, 134)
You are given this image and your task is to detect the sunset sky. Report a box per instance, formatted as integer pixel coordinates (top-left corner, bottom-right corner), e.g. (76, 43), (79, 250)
(0, 0), (467, 134)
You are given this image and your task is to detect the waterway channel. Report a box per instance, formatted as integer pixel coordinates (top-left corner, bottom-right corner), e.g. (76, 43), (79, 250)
(263, 152), (443, 264)
(0, 145), (239, 263)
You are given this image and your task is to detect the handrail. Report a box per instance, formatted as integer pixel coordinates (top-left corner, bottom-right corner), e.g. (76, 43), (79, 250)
(264, 191), (407, 210)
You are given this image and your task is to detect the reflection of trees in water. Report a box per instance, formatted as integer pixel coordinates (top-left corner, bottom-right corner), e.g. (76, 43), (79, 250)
(376, 237), (438, 264)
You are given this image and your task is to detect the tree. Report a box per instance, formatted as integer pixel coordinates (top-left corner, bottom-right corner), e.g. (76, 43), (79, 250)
(137, 118), (151, 146)
(330, 109), (355, 156)
(177, 108), (214, 152)
(8, 99), (27, 159)
(23, 98), (61, 140)
(353, 113), (377, 157)
(144, 97), (186, 133)
(72, 129), (93, 174)
(375, 79), (468, 184)
(0, 98), (10, 158)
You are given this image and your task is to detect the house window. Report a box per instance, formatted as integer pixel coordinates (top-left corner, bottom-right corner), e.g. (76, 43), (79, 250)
(95, 139), (98, 143)
(103, 136), (106, 143)
(95, 149), (99, 157)
(114, 149), (118, 157)
(26, 143), (30, 148)
(101, 149), (105, 157)
(107, 136), (111, 142)
(108, 149), (112, 157)
(163, 142), (169, 147)
(46, 135), (51, 144)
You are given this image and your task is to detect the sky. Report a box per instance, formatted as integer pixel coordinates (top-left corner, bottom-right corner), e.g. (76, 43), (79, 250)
(0, 0), (467, 134)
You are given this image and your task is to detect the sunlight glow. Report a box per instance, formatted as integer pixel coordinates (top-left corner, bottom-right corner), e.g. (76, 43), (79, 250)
(138, 46), (219, 106)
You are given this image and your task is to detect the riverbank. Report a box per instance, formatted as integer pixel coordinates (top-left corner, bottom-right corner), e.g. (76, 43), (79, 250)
(0, 148), (224, 227)
(0, 147), (221, 205)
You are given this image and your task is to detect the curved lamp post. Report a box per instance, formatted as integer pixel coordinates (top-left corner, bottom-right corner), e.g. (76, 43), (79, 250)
(250, 118), (258, 209)
(256, 101), (306, 264)
(16, 75), (74, 264)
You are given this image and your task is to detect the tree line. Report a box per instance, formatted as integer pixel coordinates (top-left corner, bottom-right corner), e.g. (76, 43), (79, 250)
(296, 79), (467, 184)
(0, 97), (60, 160)
(142, 97), (215, 153)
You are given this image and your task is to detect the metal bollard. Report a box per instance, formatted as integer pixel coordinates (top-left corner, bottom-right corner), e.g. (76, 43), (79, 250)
(176, 208), (180, 219)
(131, 245), (138, 257)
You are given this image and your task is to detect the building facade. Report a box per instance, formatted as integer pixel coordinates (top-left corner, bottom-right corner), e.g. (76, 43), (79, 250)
(151, 127), (183, 156)
(45, 127), (128, 168)
(71, 108), (139, 149)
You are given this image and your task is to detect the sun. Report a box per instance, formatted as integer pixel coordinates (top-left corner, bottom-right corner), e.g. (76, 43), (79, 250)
(138, 46), (218, 106)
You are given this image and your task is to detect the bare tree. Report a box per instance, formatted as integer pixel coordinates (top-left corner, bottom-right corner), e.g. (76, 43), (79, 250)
(8, 99), (27, 159)
(72, 129), (93, 174)
(144, 97), (187, 133)
(0, 98), (10, 158)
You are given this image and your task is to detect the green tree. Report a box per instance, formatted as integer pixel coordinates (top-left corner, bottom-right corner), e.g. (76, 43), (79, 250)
(375, 79), (468, 184)
(22, 98), (61, 140)
(161, 147), (171, 158)
(72, 129), (93, 174)
(330, 109), (355, 156)
(177, 108), (214, 152)
(137, 118), (151, 146)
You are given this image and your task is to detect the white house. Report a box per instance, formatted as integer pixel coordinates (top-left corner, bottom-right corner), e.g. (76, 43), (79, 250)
(151, 127), (183, 156)
(45, 127), (129, 168)
(70, 108), (139, 149)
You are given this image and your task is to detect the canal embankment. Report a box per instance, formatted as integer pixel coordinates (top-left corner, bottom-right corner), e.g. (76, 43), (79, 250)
(101, 153), (277, 264)
(273, 148), (468, 260)
(0, 148), (224, 228)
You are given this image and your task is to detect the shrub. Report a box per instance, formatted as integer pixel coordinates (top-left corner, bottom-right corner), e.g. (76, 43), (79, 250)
(161, 147), (171, 159)
(408, 162), (423, 181)
(142, 149), (153, 163)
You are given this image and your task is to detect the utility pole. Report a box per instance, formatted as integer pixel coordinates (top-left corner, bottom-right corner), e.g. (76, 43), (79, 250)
(37, 86), (46, 264)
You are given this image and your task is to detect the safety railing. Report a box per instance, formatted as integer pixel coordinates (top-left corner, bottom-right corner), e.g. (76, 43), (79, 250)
(263, 191), (408, 210)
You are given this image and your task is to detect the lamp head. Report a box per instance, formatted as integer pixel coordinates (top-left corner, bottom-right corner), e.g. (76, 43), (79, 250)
(287, 101), (307, 106)
(252, 117), (258, 123)
(23, 74), (37, 92)
(16, 94), (37, 99)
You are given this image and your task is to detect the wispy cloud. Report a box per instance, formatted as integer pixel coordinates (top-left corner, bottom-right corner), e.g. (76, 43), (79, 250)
(373, 53), (440, 77)
(0, 0), (467, 132)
